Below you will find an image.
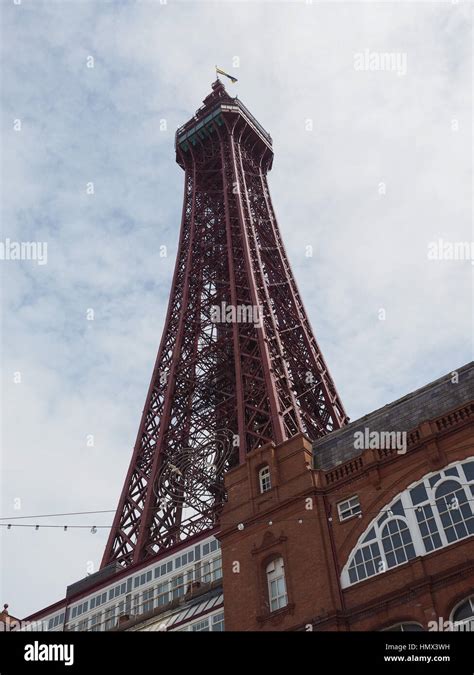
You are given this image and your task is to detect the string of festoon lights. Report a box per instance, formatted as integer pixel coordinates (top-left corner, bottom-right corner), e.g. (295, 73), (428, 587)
(0, 493), (472, 533)
(0, 509), (114, 533)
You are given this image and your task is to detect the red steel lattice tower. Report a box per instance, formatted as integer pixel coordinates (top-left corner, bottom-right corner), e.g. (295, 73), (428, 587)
(102, 80), (348, 568)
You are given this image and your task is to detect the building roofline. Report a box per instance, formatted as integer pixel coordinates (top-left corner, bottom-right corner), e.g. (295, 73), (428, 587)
(313, 361), (473, 451)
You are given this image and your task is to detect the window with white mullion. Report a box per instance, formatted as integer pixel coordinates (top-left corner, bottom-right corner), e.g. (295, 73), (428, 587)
(211, 611), (224, 631)
(412, 477), (471, 550)
(156, 581), (170, 607)
(104, 606), (116, 631)
(400, 490), (426, 557)
(461, 460), (474, 485)
(90, 612), (102, 632)
(435, 479), (474, 543)
(132, 594), (140, 616)
(337, 495), (361, 522)
(259, 465), (271, 493)
(451, 596), (474, 630)
(266, 558), (288, 612)
(191, 618), (210, 632)
(409, 476), (448, 552)
(346, 499), (416, 584)
(414, 501), (444, 552)
(428, 484), (452, 550)
(342, 460), (474, 589)
(380, 518), (416, 568)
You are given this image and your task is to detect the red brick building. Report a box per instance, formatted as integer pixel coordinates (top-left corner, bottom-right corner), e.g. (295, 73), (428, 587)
(218, 362), (474, 631)
(15, 363), (473, 634)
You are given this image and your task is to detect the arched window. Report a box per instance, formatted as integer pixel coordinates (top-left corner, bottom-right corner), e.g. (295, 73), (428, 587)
(259, 465), (271, 494)
(381, 519), (416, 568)
(341, 459), (474, 588)
(434, 480), (474, 543)
(266, 557), (287, 612)
(382, 623), (424, 632)
(451, 596), (474, 631)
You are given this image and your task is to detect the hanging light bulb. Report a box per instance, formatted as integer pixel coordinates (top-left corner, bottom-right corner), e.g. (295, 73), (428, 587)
(35, 525), (39, 531)
(64, 526), (68, 531)
(91, 526), (97, 534)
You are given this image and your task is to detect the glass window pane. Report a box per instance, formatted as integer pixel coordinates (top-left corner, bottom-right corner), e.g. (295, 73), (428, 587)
(445, 467), (459, 477)
(356, 565), (366, 580)
(401, 528), (411, 544)
(410, 483), (428, 505)
(391, 499), (405, 517)
(436, 479), (461, 498)
(462, 461), (474, 482)
(392, 533), (402, 549)
(453, 598), (474, 622)
(395, 549), (406, 564)
(377, 512), (388, 527)
(454, 522), (468, 539)
(445, 526), (456, 543)
(432, 533), (442, 548)
(370, 543), (380, 557)
(386, 552), (396, 568)
(363, 527), (376, 542)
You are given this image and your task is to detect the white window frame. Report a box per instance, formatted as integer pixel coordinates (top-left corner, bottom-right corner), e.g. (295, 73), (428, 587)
(211, 611), (225, 631)
(266, 557), (288, 613)
(191, 618), (210, 632)
(77, 617), (89, 632)
(259, 465), (272, 493)
(450, 595), (474, 630)
(56, 537), (221, 633)
(104, 606), (116, 630)
(341, 459), (474, 588)
(156, 581), (170, 607)
(90, 612), (102, 632)
(337, 495), (361, 522)
(142, 588), (154, 613)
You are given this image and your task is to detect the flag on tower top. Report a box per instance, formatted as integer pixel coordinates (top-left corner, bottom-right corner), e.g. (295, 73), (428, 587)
(215, 66), (238, 83)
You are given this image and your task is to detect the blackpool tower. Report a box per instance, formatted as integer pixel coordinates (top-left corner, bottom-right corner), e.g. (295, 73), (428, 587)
(101, 80), (348, 570)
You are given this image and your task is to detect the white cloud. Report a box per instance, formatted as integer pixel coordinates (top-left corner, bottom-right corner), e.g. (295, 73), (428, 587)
(0, 0), (471, 617)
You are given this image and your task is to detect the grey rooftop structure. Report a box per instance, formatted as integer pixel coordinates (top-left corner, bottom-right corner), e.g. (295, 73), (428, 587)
(313, 362), (474, 471)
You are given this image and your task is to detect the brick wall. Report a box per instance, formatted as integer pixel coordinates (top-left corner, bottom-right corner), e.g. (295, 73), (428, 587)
(218, 377), (474, 631)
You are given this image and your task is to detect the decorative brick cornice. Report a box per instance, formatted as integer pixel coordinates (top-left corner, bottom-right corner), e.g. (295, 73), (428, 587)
(321, 401), (473, 488)
(433, 403), (474, 432)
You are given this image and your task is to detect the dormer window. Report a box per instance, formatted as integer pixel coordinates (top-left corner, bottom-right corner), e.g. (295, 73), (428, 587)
(259, 465), (271, 493)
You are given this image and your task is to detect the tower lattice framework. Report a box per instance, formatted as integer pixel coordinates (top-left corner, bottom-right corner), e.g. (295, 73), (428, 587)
(102, 81), (348, 569)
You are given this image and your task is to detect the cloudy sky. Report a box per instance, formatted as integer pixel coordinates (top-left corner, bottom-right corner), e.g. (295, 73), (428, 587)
(1, 0), (472, 618)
